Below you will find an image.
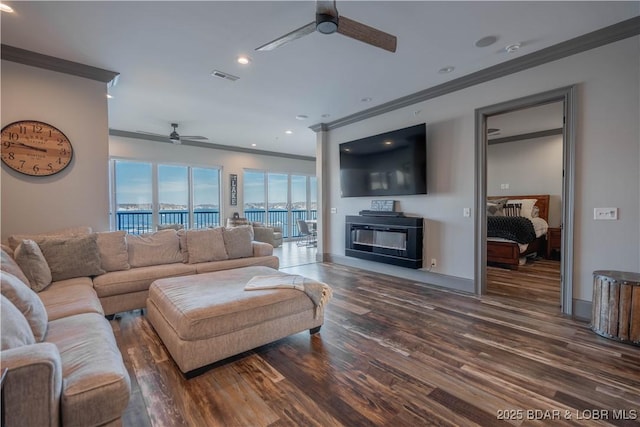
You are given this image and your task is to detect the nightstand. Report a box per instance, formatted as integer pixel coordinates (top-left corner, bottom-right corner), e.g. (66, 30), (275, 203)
(547, 227), (561, 259)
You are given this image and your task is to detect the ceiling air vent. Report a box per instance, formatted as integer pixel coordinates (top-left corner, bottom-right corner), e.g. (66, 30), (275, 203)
(210, 70), (239, 82)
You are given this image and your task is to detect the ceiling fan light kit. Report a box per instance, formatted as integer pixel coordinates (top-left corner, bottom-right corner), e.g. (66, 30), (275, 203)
(316, 13), (338, 34)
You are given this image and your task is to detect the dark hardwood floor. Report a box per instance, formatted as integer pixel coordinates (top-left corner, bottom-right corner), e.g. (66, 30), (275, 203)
(112, 261), (640, 427)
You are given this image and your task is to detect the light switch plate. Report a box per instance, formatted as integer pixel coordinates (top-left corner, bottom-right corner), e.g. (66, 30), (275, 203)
(594, 207), (618, 220)
(330, 208), (337, 214)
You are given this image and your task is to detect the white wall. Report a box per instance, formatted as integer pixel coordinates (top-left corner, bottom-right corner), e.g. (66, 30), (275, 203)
(109, 136), (315, 222)
(324, 36), (640, 302)
(1, 61), (110, 241)
(487, 135), (563, 227)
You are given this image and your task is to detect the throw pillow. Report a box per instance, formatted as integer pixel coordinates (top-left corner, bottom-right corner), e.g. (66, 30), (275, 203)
(1, 246), (31, 286)
(223, 227), (253, 259)
(37, 234), (105, 281)
(186, 228), (229, 264)
(1, 272), (48, 341)
(14, 240), (52, 292)
(127, 229), (183, 268)
(1, 295), (36, 350)
(506, 199), (538, 219)
(8, 225), (93, 250)
(487, 198), (508, 216)
(96, 231), (130, 272)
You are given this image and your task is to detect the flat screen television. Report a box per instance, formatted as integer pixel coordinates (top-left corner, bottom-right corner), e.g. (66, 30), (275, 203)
(339, 123), (427, 197)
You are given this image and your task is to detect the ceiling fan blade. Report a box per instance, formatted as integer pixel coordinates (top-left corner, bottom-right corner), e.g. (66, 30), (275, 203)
(181, 135), (209, 141)
(337, 16), (397, 52)
(255, 21), (316, 51)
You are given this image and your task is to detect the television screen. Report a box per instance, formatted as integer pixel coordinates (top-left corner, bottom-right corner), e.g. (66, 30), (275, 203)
(339, 123), (427, 197)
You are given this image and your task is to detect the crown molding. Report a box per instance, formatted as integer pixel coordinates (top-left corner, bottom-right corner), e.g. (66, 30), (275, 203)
(1, 44), (120, 87)
(311, 16), (640, 132)
(109, 129), (316, 162)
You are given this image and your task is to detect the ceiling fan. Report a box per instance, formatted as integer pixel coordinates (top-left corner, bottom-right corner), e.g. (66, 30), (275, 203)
(137, 123), (209, 145)
(255, 0), (397, 53)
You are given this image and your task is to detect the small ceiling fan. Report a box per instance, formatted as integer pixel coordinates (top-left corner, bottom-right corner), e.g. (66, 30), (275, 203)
(255, 0), (397, 53)
(137, 123), (209, 145)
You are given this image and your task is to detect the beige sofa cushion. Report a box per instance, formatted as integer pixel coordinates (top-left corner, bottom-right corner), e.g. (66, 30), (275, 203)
(37, 234), (105, 281)
(14, 240), (52, 292)
(1, 272), (48, 341)
(8, 225), (93, 250)
(1, 246), (31, 286)
(223, 227), (253, 259)
(38, 277), (104, 321)
(96, 231), (130, 272)
(46, 312), (131, 427)
(127, 230), (182, 268)
(93, 263), (197, 298)
(1, 295), (36, 350)
(186, 227), (228, 264)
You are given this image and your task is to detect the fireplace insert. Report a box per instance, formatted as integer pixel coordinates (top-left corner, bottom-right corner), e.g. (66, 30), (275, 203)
(345, 215), (423, 269)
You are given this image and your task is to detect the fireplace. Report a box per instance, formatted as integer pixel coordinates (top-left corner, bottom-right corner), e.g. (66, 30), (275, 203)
(345, 215), (423, 269)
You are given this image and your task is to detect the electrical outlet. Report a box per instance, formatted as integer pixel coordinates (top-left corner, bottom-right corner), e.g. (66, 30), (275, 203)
(330, 208), (337, 214)
(594, 207), (618, 220)
(431, 258), (437, 268)
(463, 207), (471, 217)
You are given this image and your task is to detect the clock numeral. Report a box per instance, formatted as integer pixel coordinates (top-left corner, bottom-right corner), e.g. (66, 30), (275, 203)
(60, 149), (68, 156)
(8, 132), (19, 141)
(47, 163), (54, 171)
(8, 152), (15, 160)
(2, 141), (10, 149)
(57, 157), (63, 165)
(32, 124), (43, 133)
(19, 160), (25, 169)
(32, 165), (40, 173)
(19, 126), (27, 134)
(48, 130), (53, 137)
(57, 139), (65, 146)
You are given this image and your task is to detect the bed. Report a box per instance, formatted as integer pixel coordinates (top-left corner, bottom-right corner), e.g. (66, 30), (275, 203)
(486, 194), (550, 270)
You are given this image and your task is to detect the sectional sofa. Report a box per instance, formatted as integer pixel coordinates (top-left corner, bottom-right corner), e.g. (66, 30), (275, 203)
(0, 225), (279, 426)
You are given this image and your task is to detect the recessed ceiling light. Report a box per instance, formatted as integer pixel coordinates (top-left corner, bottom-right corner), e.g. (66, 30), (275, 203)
(384, 140), (393, 145)
(251, 143), (257, 147)
(321, 114), (331, 118)
(475, 35), (497, 48)
(438, 66), (455, 74)
(0, 3), (14, 13)
(237, 55), (251, 65)
(505, 43), (521, 53)
(285, 130), (293, 135)
(295, 114), (308, 120)
(361, 97), (372, 103)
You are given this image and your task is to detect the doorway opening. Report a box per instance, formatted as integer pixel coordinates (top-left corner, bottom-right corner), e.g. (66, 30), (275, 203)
(475, 86), (576, 316)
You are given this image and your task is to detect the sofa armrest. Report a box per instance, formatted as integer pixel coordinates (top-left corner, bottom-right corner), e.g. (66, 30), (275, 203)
(252, 227), (275, 246)
(252, 241), (274, 257)
(1, 343), (63, 427)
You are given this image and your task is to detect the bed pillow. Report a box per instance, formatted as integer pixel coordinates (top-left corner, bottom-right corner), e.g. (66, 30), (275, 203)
(487, 198), (508, 216)
(506, 199), (538, 219)
(14, 240), (52, 292)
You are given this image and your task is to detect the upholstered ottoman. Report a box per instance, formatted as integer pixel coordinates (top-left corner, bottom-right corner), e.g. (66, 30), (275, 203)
(146, 266), (328, 376)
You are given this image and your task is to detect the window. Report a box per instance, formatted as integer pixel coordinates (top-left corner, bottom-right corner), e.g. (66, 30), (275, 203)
(112, 160), (221, 233)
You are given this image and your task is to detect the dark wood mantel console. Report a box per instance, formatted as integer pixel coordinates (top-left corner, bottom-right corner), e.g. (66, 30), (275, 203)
(345, 215), (423, 269)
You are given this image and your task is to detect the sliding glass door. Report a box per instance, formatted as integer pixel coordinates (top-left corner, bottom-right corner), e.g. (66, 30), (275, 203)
(243, 170), (316, 239)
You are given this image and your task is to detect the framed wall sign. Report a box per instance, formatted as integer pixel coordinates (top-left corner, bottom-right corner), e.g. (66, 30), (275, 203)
(230, 174), (238, 206)
(371, 200), (396, 212)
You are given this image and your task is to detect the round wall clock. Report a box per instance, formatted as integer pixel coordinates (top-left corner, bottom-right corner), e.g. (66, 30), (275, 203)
(1, 120), (73, 176)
